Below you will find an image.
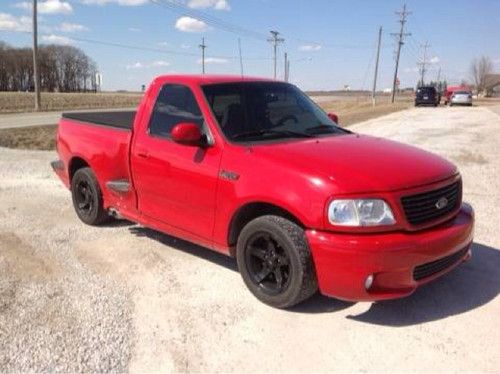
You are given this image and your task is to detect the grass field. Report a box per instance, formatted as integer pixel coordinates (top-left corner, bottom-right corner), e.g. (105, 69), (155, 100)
(0, 92), (142, 113)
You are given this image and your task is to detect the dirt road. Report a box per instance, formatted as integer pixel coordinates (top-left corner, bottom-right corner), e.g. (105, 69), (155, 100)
(0, 106), (499, 372)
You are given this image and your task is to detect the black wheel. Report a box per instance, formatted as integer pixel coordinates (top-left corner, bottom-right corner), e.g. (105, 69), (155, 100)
(236, 215), (318, 308)
(71, 167), (110, 225)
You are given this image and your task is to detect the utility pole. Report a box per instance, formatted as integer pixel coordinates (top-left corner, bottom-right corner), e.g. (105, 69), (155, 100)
(32, 0), (41, 111)
(199, 37), (206, 74)
(238, 38), (243, 77)
(371, 26), (383, 106)
(268, 30), (284, 79)
(287, 59), (290, 82)
(391, 4), (411, 103)
(284, 52), (288, 82)
(417, 41), (430, 86)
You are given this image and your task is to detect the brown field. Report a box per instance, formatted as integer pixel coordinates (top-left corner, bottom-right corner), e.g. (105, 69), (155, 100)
(0, 96), (413, 151)
(0, 92), (143, 113)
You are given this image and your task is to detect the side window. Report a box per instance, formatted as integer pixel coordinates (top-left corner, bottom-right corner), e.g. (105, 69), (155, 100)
(149, 84), (204, 137)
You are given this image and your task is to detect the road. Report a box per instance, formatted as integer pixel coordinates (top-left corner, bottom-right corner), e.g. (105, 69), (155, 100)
(0, 107), (135, 129)
(0, 106), (499, 372)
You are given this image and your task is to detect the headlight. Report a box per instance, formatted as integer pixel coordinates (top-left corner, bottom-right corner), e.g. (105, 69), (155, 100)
(328, 199), (395, 226)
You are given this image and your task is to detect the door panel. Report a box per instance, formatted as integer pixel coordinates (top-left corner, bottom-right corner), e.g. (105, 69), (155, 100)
(131, 84), (222, 241)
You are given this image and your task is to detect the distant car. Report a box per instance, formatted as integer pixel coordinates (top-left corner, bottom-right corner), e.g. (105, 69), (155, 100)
(415, 86), (439, 107)
(443, 85), (472, 105)
(450, 91), (473, 106)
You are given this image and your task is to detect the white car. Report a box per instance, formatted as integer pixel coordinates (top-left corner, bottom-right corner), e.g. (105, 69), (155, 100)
(450, 91), (473, 106)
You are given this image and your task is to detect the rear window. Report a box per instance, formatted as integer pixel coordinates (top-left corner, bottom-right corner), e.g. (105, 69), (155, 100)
(455, 91), (471, 95)
(417, 87), (436, 94)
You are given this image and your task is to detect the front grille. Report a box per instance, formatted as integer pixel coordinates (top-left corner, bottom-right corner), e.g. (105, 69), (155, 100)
(413, 246), (469, 281)
(401, 181), (461, 225)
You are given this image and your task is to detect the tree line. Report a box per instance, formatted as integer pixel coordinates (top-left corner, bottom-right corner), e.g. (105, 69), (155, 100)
(0, 41), (99, 92)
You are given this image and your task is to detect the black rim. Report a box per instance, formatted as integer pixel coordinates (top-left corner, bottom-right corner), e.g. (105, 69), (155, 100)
(75, 180), (94, 216)
(245, 232), (291, 295)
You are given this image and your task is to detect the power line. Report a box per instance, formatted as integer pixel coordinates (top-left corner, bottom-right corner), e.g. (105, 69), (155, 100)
(32, 0), (41, 110)
(417, 41), (430, 85)
(199, 37), (206, 74)
(372, 26), (382, 106)
(268, 30), (284, 79)
(390, 3), (411, 103)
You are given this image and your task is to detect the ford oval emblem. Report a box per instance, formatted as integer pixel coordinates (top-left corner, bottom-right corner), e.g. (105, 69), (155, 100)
(435, 197), (448, 210)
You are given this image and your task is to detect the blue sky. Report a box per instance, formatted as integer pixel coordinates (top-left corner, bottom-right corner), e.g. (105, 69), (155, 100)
(1, 0), (499, 91)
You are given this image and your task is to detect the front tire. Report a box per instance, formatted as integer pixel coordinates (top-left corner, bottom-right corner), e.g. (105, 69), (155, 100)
(236, 215), (318, 308)
(71, 167), (110, 226)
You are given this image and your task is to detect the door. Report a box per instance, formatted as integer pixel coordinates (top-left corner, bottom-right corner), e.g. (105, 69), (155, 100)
(131, 83), (222, 241)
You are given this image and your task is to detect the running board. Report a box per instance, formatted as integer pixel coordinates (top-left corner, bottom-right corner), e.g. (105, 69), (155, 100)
(106, 179), (131, 193)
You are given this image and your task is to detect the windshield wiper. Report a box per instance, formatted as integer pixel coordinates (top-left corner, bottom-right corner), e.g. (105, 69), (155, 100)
(305, 124), (352, 134)
(232, 128), (314, 140)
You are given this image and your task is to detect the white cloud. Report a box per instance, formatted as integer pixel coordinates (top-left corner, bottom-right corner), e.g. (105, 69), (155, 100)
(403, 67), (419, 73)
(198, 57), (228, 64)
(430, 56), (440, 64)
(41, 34), (74, 45)
(175, 16), (209, 32)
(126, 62), (145, 69)
(157, 41), (169, 46)
(298, 44), (322, 52)
(16, 0), (73, 14)
(126, 61), (171, 69)
(0, 12), (31, 32)
(180, 44), (191, 49)
(152, 60), (170, 67)
(187, 0), (230, 10)
(60, 22), (89, 32)
(80, 0), (148, 5)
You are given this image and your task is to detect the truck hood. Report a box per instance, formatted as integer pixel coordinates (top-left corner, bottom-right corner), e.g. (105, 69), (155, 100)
(252, 134), (457, 193)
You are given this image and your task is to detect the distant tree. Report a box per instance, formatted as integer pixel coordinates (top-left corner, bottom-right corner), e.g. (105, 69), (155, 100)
(0, 41), (97, 93)
(470, 56), (493, 95)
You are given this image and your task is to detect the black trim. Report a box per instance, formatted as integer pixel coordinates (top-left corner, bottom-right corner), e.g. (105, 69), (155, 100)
(62, 111), (135, 130)
(50, 160), (64, 171)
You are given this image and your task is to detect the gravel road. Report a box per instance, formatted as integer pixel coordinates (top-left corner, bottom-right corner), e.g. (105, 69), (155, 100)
(0, 105), (499, 372)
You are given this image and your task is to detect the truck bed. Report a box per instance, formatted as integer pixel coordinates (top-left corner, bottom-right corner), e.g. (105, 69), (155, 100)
(62, 111), (136, 130)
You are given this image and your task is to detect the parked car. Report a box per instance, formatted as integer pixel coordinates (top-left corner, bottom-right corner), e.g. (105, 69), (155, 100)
(443, 85), (472, 105)
(51, 75), (474, 308)
(415, 86), (439, 106)
(450, 90), (473, 106)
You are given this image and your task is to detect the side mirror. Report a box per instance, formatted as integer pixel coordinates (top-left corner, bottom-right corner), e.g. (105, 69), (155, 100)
(171, 122), (203, 146)
(327, 112), (339, 124)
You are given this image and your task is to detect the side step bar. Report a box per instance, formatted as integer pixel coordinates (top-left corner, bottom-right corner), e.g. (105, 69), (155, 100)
(106, 179), (131, 193)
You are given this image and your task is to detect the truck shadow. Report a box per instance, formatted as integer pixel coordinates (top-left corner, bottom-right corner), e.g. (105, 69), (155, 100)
(343, 242), (500, 326)
(128, 226), (238, 272)
(127, 228), (499, 323)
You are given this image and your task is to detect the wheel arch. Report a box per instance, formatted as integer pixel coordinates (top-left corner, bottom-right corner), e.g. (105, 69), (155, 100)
(68, 156), (90, 182)
(227, 201), (305, 256)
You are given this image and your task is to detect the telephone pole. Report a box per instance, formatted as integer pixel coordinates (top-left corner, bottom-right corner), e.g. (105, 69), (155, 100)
(199, 37), (207, 74)
(238, 38), (243, 77)
(32, 0), (41, 110)
(417, 41), (430, 86)
(284, 52), (288, 82)
(371, 26), (383, 106)
(391, 4), (411, 103)
(268, 30), (284, 79)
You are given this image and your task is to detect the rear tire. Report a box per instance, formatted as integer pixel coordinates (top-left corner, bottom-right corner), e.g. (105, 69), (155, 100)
(236, 215), (318, 308)
(71, 167), (110, 226)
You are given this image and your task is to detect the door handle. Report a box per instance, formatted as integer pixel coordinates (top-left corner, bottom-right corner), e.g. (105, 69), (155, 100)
(137, 150), (149, 159)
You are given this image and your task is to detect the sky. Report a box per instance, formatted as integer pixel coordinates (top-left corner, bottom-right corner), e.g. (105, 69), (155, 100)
(1, 0), (499, 92)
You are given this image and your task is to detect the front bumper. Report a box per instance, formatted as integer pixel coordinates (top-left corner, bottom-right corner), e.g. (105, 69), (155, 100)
(306, 203), (474, 301)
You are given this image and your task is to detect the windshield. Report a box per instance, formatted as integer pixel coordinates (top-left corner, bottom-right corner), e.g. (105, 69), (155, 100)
(202, 81), (347, 142)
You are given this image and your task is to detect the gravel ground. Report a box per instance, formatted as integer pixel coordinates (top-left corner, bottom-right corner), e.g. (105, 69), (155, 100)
(0, 105), (499, 372)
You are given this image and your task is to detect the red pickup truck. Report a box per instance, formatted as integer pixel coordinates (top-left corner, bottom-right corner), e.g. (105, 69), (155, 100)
(52, 75), (474, 308)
